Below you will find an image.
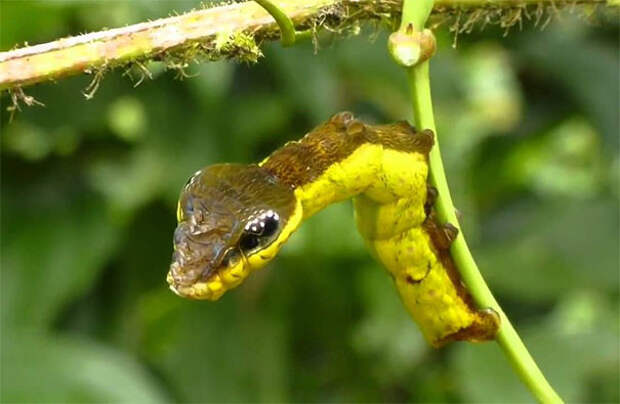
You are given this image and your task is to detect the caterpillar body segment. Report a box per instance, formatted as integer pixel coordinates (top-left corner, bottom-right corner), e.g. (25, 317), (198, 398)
(168, 112), (499, 346)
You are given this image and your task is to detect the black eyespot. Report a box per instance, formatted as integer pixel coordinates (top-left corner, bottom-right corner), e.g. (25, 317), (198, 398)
(239, 211), (281, 253)
(262, 216), (278, 238)
(240, 234), (260, 251)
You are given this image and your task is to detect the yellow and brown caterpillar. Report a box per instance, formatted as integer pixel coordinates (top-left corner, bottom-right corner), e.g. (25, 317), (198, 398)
(167, 112), (499, 347)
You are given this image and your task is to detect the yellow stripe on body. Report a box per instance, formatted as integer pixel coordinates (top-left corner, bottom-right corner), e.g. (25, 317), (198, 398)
(293, 143), (383, 218)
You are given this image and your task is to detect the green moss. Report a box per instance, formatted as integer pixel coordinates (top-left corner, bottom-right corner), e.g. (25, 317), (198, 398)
(213, 31), (263, 63)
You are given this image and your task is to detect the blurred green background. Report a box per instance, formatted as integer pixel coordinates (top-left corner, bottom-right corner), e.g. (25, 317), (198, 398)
(1, 1), (618, 402)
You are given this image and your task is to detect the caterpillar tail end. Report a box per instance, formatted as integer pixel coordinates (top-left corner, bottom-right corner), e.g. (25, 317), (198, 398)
(434, 307), (501, 347)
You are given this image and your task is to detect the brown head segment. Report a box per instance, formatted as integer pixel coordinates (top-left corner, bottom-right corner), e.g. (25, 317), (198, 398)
(168, 163), (298, 299)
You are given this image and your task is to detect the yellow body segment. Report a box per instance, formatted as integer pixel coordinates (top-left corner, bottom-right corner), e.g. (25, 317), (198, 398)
(293, 144), (383, 217)
(293, 146), (488, 346)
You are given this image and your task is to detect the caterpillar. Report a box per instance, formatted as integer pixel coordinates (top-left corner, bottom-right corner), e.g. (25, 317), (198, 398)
(167, 112), (499, 347)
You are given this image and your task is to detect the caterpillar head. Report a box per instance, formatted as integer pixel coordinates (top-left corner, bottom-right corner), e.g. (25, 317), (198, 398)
(167, 164), (301, 300)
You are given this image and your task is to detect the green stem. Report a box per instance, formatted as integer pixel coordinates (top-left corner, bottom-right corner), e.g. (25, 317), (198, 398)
(400, 0), (433, 31)
(254, 0), (297, 46)
(399, 1), (564, 403)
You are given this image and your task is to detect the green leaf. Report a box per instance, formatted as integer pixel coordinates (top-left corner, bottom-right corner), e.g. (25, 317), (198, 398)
(267, 43), (340, 122)
(353, 264), (428, 384)
(452, 291), (619, 402)
(1, 192), (120, 329)
(478, 199), (619, 302)
(516, 20), (620, 150)
(138, 293), (288, 402)
(1, 331), (168, 403)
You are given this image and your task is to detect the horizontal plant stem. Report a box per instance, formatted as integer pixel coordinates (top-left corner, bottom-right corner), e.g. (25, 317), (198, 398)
(0, 0), (610, 91)
(436, 0), (602, 5)
(0, 0), (336, 91)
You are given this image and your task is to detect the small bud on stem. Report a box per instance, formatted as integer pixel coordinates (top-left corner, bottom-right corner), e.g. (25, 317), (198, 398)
(388, 25), (436, 67)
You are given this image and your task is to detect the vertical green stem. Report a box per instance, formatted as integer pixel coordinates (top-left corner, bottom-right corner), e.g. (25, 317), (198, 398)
(400, 1), (564, 403)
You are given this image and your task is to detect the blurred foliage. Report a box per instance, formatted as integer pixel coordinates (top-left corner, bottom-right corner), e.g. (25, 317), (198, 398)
(1, 1), (619, 402)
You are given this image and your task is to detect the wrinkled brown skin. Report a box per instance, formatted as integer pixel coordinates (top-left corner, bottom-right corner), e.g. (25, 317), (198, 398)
(171, 164), (296, 288)
(262, 114), (434, 188)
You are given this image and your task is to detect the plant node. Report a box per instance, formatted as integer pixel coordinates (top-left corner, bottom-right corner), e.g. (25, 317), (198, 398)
(388, 25), (436, 67)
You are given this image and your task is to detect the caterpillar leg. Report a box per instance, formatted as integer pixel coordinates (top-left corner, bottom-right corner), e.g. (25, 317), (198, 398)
(425, 185), (438, 208)
(423, 212), (459, 250)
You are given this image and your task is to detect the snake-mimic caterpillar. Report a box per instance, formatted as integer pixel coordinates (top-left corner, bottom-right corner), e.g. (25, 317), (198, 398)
(167, 112), (499, 347)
